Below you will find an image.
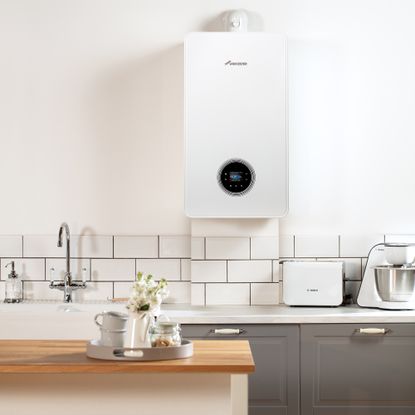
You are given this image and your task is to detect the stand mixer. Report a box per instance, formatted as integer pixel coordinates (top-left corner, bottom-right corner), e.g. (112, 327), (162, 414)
(357, 243), (415, 310)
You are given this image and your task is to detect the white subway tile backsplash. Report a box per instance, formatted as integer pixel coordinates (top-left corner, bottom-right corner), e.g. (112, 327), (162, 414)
(159, 236), (190, 258)
(72, 282), (113, 302)
(251, 237), (279, 259)
(46, 258), (90, 281)
(206, 283), (250, 305)
(205, 237), (250, 260)
(24, 236), (63, 258)
(1, 258), (45, 281)
(164, 282), (191, 304)
(340, 235), (383, 257)
(23, 281), (62, 300)
(295, 235), (339, 258)
(191, 237), (205, 260)
(0, 236), (22, 257)
(136, 259), (180, 281)
(24, 235), (113, 258)
(191, 284), (205, 306)
(114, 282), (133, 299)
(280, 235), (294, 257)
(71, 236), (113, 258)
(114, 236), (158, 258)
(91, 259), (135, 281)
(272, 260), (283, 282)
(251, 283), (280, 305)
(181, 259), (191, 281)
(228, 260), (272, 283)
(191, 261), (227, 283)
(316, 257), (361, 280)
(0, 232), (389, 305)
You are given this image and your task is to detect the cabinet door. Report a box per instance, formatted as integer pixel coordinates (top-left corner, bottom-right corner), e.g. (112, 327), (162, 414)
(301, 324), (415, 415)
(182, 324), (300, 415)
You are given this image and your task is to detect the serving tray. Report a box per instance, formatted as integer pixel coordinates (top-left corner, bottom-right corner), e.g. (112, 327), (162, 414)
(86, 339), (193, 361)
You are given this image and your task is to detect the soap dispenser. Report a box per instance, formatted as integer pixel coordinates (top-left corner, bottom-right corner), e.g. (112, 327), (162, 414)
(4, 261), (22, 303)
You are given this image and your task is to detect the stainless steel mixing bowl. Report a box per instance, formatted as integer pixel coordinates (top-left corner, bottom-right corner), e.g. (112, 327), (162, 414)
(374, 265), (415, 302)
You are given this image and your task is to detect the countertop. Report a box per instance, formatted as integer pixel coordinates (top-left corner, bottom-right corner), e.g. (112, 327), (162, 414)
(2, 302), (415, 324)
(0, 340), (254, 374)
(160, 304), (415, 324)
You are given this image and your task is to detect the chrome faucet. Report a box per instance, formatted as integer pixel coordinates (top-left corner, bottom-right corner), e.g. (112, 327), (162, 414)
(49, 222), (86, 302)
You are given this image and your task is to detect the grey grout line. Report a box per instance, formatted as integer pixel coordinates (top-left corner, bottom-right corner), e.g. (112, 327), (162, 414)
(249, 237), (252, 260)
(204, 283), (207, 306)
(112, 236), (115, 258)
(21, 235), (24, 258)
(203, 237), (206, 260)
(157, 235), (160, 258)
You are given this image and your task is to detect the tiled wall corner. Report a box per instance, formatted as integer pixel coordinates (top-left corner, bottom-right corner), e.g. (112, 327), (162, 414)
(191, 237), (205, 260)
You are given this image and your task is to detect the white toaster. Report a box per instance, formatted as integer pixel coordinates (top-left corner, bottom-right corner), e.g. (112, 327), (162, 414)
(283, 261), (344, 306)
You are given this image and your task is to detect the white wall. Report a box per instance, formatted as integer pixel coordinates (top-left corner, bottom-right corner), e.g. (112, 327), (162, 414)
(1, 0), (415, 235)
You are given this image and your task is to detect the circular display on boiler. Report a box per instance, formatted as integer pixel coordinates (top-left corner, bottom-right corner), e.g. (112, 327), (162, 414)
(217, 159), (255, 196)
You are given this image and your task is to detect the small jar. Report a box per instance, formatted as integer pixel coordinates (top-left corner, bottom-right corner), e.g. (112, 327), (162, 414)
(150, 321), (182, 347)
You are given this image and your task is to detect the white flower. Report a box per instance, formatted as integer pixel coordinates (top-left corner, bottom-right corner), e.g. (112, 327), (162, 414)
(126, 273), (169, 314)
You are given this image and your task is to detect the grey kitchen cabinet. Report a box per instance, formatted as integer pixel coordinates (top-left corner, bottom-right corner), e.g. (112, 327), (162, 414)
(301, 324), (415, 415)
(182, 324), (300, 415)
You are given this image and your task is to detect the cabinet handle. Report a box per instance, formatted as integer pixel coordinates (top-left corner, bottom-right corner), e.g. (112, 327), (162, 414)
(357, 328), (390, 335)
(210, 328), (246, 335)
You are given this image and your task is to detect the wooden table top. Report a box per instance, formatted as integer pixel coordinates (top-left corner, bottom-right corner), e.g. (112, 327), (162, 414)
(0, 340), (255, 374)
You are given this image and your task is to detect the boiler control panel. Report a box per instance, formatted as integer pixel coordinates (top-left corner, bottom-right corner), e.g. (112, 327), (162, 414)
(218, 159), (255, 196)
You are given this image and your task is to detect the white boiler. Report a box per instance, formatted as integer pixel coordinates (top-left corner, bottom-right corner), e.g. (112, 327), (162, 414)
(184, 32), (288, 218)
